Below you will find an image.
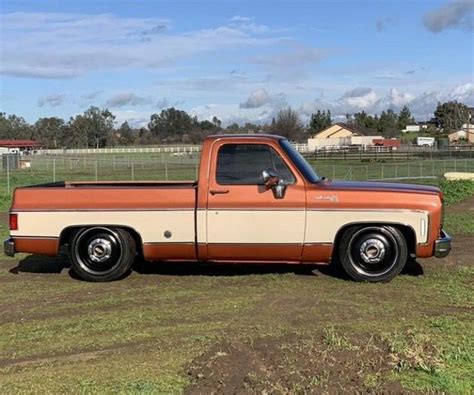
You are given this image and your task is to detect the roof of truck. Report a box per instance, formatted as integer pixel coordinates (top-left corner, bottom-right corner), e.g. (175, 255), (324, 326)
(205, 133), (284, 141)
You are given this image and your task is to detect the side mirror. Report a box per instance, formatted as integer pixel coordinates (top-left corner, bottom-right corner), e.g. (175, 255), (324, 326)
(261, 169), (287, 199)
(261, 169), (280, 189)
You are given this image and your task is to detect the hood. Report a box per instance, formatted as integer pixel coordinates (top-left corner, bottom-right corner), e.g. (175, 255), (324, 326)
(320, 180), (441, 196)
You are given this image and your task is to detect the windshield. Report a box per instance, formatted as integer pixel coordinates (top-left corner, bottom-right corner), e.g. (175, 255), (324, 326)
(279, 139), (320, 183)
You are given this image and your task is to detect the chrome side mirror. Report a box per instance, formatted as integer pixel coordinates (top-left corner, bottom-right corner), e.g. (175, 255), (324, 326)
(261, 169), (287, 199)
(261, 169), (279, 188)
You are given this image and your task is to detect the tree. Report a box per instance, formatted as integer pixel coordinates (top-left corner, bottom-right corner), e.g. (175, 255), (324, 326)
(34, 117), (66, 148)
(0, 112), (33, 139)
(226, 123), (240, 132)
(309, 110), (331, 134)
(114, 121), (136, 146)
(353, 111), (378, 134)
(148, 107), (198, 142)
(68, 106), (115, 148)
(212, 116), (222, 129)
(272, 107), (304, 141)
(398, 106), (414, 130)
(378, 109), (399, 138)
(434, 101), (470, 132)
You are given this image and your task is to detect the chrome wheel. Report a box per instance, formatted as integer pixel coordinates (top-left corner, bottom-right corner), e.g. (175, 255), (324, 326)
(347, 227), (399, 278)
(74, 227), (123, 276)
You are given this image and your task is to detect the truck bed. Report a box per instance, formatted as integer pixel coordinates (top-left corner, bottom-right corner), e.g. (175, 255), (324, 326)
(11, 180), (197, 211)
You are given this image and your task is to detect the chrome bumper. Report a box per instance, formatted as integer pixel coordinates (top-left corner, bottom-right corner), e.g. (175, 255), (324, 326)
(434, 230), (451, 258)
(4, 238), (15, 257)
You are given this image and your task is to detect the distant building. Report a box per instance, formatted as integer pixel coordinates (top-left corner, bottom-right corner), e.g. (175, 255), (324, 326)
(0, 140), (41, 155)
(402, 124), (420, 133)
(308, 123), (381, 151)
(449, 129), (474, 144)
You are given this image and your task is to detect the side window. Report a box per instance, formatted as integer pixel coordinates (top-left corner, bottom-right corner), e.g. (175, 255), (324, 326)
(216, 144), (295, 185)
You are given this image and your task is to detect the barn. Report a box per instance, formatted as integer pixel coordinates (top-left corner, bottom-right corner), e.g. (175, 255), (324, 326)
(0, 140), (41, 155)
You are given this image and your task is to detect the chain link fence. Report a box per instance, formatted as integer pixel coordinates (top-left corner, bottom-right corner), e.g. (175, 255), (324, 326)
(2, 152), (474, 195)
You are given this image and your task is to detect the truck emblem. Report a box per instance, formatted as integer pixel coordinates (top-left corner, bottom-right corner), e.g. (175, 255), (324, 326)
(315, 194), (339, 203)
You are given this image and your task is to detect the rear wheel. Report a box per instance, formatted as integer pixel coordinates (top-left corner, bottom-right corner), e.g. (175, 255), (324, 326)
(338, 226), (408, 282)
(69, 227), (136, 282)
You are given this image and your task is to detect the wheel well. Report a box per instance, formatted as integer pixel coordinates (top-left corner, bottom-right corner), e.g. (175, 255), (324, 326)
(333, 223), (417, 256)
(59, 226), (144, 257)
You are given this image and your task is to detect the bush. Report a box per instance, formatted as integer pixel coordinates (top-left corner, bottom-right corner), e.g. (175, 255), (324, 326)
(440, 180), (474, 206)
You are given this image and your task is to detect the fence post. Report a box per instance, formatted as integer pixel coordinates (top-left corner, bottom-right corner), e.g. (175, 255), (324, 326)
(381, 164), (384, 180)
(165, 162), (168, 181)
(395, 163), (398, 179)
(53, 158), (56, 182)
(420, 162), (422, 178)
(6, 155), (10, 195)
(366, 165), (368, 180)
(432, 160), (435, 177)
(131, 162), (134, 181)
(95, 160), (98, 181)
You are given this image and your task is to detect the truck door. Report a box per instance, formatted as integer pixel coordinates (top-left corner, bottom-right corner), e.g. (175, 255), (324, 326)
(205, 140), (306, 261)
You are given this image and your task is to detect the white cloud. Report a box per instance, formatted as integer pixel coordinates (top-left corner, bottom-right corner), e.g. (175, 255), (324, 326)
(105, 93), (153, 108)
(82, 91), (102, 101)
(0, 12), (283, 79)
(451, 82), (474, 102)
(189, 103), (274, 126)
(38, 94), (66, 107)
(423, 0), (474, 32)
(113, 110), (150, 128)
(239, 88), (287, 109)
(339, 87), (379, 109)
(386, 88), (415, 108)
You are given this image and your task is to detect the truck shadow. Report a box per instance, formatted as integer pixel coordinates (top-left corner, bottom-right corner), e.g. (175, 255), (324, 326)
(133, 258), (424, 279)
(10, 255), (423, 280)
(9, 254), (70, 275)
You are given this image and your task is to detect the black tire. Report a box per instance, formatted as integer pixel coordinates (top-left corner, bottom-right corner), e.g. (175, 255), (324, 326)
(69, 227), (136, 282)
(338, 225), (408, 283)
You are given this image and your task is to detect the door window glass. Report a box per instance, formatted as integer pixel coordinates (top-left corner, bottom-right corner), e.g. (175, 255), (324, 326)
(216, 144), (295, 185)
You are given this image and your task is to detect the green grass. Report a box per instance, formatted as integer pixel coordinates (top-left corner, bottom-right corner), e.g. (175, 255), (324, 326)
(445, 212), (474, 235)
(0, 257), (472, 393)
(440, 180), (474, 206)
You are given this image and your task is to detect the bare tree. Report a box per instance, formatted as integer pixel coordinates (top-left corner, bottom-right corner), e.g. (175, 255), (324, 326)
(272, 107), (304, 141)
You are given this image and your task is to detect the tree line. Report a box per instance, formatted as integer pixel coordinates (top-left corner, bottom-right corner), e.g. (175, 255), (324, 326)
(0, 101), (470, 148)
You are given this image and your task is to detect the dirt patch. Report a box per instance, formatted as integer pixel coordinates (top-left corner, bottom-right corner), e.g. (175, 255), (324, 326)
(446, 196), (474, 213)
(421, 234), (473, 269)
(184, 334), (406, 394)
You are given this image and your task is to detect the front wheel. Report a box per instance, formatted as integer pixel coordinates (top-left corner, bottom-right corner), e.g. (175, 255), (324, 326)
(69, 227), (136, 282)
(338, 226), (408, 282)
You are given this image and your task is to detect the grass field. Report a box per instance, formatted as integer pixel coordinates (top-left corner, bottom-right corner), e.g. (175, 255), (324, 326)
(0, 160), (473, 393)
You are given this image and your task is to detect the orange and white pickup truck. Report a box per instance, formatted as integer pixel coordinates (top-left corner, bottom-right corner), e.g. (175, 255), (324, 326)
(5, 134), (451, 282)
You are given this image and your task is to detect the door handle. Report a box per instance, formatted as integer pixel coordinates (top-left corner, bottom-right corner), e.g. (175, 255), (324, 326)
(210, 189), (229, 195)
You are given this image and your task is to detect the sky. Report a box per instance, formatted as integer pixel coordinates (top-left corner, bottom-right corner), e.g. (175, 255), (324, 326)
(0, 0), (473, 127)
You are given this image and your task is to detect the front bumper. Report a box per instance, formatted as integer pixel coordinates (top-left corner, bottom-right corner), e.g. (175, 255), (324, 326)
(4, 238), (15, 257)
(434, 230), (451, 258)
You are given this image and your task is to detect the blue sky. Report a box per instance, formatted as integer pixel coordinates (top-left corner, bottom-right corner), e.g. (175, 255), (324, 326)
(1, 0), (473, 127)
